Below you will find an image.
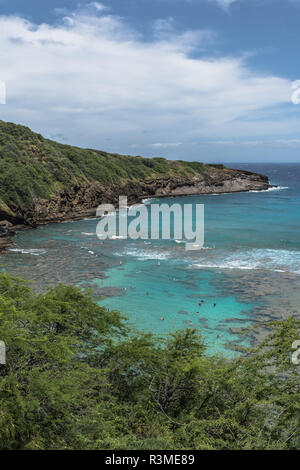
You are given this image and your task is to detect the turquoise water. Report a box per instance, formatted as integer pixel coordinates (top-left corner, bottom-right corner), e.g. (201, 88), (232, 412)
(92, 260), (255, 354)
(1, 163), (300, 355)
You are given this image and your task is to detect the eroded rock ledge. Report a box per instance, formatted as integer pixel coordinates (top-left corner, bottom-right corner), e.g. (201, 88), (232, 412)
(0, 167), (272, 251)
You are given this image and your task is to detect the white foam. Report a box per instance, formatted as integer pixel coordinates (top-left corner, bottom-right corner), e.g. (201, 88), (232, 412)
(115, 247), (170, 260)
(209, 192), (234, 196)
(175, 240), (213, 250)
(9, 248), (47, 256)
(249, 186), (289, 193)
(190, 248), (300, 274)
(81, 232), (95, 236)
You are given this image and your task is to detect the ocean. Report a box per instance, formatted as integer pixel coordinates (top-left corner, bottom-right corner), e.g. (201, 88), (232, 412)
(1, 163), (300, 356)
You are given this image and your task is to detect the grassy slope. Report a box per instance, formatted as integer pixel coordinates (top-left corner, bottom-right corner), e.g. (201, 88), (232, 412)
(0, 121), (217, 216)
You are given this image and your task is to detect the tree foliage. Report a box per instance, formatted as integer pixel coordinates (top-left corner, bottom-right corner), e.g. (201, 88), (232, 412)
(0, 273), (299, 450)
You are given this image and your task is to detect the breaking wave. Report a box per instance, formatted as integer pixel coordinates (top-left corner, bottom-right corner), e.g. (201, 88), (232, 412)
(190, 248), (300, 274)
(8, 248), (47, 256)
(115, 247), (171, 260)
(249, 186), (289, 193)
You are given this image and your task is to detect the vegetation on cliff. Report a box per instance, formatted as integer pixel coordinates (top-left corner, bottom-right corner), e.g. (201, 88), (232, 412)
(0, 120), (208, 218)
(0, 273), (299, 450)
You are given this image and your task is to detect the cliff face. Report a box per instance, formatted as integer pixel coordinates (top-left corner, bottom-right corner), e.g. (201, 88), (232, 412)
(0, 221), (15, 251)
(24, 168), (269, 226)
(0, 120), (271, 250)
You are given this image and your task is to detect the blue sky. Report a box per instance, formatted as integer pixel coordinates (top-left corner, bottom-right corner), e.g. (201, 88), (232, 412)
(0, 0), (300, 162)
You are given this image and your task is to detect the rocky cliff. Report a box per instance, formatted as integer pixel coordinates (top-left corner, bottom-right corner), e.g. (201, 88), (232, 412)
(0, 121), (271, 250)
(25, 169), (270, 225)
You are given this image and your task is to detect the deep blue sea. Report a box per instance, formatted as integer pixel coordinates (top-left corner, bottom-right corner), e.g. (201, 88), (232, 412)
(1, 163), (300, 356)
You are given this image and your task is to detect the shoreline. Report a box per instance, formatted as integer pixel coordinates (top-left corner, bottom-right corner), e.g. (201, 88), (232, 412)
(0, 121), (273, 252)
(2, 181), (298, 356)
(0, 182), (275, 252)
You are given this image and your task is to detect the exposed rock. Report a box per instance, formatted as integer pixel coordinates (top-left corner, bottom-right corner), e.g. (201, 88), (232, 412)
(0, 220), (13, 228)
(21, 167), (271, 227)
(0, 237), (14, 252)
(0, 120), (273, 251)
(0, 221), (16, 251)
(0, 159), (272, 251)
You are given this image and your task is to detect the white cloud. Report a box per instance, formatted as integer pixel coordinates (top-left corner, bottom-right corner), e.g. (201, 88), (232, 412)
(202, 139), (300, 146)
(151, 142), (183, 148)
(90, 2), (107, 11)
(0, 3), (296, 156)
(209, 0), (300, 12)
(209, 0), (239, 10)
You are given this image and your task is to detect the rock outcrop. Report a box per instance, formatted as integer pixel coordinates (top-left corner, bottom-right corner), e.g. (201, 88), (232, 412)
(0, 120), (272, 250)
(0, 166), (271, 250)
(21, 167), (271, 228)
(0, 169), (271, 251)
(0, 221), (15, 252)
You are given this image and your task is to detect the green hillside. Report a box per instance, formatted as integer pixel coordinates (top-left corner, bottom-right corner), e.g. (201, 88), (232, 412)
(0, 121), (209, 216)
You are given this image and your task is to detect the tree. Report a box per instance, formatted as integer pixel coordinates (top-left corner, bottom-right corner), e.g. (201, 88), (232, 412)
(0, 273), (299, 450)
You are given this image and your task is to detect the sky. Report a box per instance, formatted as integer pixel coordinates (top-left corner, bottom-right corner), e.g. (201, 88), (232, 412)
(0, 0), (300, 162)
